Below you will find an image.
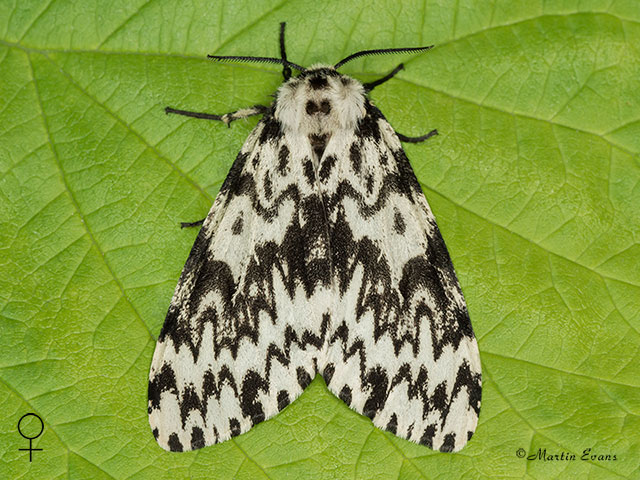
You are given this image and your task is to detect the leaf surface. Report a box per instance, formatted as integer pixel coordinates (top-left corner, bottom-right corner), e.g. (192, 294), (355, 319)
(1, 1), (639, 478)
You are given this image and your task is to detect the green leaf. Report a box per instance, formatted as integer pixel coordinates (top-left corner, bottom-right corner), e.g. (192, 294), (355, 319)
(1, 1), (639, 479)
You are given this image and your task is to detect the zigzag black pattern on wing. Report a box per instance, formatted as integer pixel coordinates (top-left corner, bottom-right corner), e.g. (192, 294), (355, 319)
(158, 111), (464, 361)
(150, 97), (481, 453)
(158, 128), (332, 360)
(317, 101), (481, 452)
(322, 328), (481, 452)
(326, 195), (471, 359)
(148, 314), (331, 435)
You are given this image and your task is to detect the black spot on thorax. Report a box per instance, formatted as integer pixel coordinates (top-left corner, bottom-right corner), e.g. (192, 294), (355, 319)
(319, 99), (331, 114)
(306, 100), (318, 115)
(309, 75), (329, 89)
(309, 133), (328, 159)
(306, 99), (332, 115)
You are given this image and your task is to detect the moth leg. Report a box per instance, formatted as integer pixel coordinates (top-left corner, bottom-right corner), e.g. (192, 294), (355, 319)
(363, 64), (404, 92)
(396, 129), (438, 143)
(280, 22), (292, 81)
(180, 218), (205, 229)
(165, 105), (269, 126)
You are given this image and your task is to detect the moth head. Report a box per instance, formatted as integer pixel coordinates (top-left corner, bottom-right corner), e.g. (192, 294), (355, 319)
(207, 44), (433, 135)
(274, 65), (366, 133)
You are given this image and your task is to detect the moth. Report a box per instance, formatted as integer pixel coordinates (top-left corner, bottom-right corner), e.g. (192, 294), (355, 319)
(148, 23), (481, 453)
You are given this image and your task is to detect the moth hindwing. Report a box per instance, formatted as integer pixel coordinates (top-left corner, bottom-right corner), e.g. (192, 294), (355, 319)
(148, 23), (481, 454)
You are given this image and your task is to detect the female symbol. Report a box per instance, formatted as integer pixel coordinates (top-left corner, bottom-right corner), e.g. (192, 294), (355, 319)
(17, 413), (44, 462)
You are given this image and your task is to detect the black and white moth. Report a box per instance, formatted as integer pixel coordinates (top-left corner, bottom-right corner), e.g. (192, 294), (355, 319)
(148, 23), (481, 453)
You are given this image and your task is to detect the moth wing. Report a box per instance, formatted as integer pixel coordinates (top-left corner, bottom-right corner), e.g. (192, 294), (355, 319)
(321, 104), (481, 452)
(148, 117), (329, 451)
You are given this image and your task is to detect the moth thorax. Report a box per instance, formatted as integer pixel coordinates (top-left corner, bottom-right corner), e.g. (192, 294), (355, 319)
(274, 65), (367, 138)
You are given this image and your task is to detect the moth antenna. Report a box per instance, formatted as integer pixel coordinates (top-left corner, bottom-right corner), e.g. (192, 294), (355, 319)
(208, 54), (305, 72)
(334, 46), (434, 69)
(280, 22), (292, 80)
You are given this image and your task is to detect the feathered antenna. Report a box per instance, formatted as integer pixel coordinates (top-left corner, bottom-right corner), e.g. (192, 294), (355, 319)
(334, 46), (433, 69)
(208, 55), (305, 72)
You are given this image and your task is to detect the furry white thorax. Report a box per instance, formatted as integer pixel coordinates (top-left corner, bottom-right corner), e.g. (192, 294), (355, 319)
(274, 64), (366, 135)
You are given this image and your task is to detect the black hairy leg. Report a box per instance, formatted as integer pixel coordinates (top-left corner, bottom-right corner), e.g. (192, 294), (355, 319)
(165, 105), (269, 126)
(180, 219), (205, 229)
(280, 22), (291, 81)
(363, 64), (404, 92)
(396, 129), (438, 143)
